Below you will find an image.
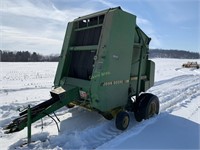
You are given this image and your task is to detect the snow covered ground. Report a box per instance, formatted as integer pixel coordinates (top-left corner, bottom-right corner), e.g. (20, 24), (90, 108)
(0, 58), (199, 150)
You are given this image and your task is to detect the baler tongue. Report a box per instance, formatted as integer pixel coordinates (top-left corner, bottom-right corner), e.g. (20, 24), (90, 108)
(3, 98), (58, 134)
(3, 117), (21, 133)
(3, 87), (79, 134)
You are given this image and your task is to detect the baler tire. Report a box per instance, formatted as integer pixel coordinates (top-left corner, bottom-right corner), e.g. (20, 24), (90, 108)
(134, 93), (146, 122)
(144, 96), (159, 119)
(134, 93), (159, 121)
(134, 111), (143, 122)
(115, 111), (130, 130)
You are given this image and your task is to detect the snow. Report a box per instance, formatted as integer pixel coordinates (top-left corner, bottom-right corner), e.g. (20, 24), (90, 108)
(0, 58), (200, 150)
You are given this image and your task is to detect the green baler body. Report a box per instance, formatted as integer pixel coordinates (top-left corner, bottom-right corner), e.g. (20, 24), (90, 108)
(4, 7), (156, 135)
(54, 7), (155, 113)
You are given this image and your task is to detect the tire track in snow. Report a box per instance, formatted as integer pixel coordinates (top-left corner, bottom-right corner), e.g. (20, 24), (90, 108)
(149, 75), (200, 113)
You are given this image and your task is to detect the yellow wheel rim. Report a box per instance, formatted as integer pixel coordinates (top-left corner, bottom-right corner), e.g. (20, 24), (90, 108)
(148, 102), (156, 118)
(123, 116), (129, 128)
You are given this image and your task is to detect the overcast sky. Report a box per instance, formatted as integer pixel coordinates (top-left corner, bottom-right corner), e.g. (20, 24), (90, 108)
(0, 0), (199, 54)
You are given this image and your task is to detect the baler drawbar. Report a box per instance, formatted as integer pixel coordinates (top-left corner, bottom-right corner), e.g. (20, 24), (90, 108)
(4, 87), (79, 134)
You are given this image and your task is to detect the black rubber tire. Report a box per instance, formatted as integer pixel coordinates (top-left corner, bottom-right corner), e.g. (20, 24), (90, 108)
(115, 111), (130, 130)
(134, 93), (159, 122)
(144, 96), (159, 119)
(134, 110), (143, 122)
(134, 94), (146, 122)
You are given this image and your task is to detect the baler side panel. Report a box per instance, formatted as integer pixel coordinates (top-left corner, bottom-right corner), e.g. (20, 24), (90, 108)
(130, 26), (152, 96)
(91, 9), (136, 112)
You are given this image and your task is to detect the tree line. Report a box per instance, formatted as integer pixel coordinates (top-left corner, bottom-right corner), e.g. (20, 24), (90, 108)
(149, 49), (200, 59)
(0, 50), (59, 62)
(0, 49), (199, 62)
